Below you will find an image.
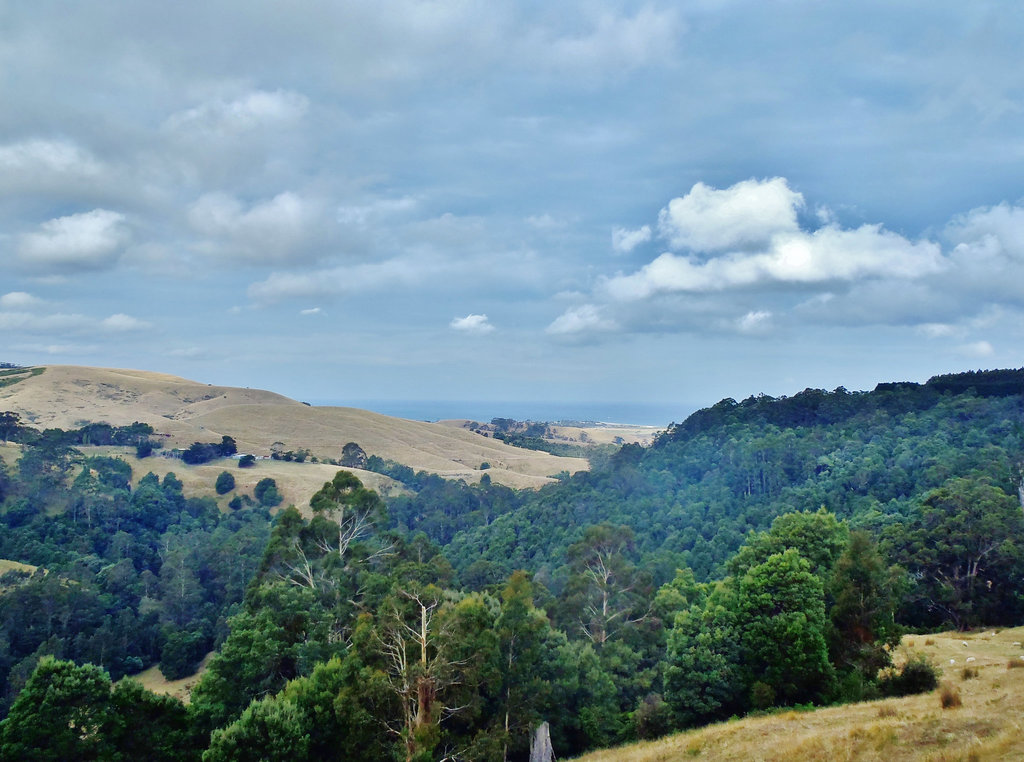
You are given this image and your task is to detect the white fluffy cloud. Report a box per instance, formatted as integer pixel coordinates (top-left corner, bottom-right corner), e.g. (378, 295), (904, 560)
(165, 90), (309, 135)
(546, 304), (616, 335)
(17, 209), (129, 271)
(101, 313), (151, 332)
(612, 225), (651, 253)
(605, 223), (944, 300)
(0, 292), (44, 310)
(450, 314), (495, 334)
(657, 177), (804, 252)
(0, 138), (103, 178)
(188, 191), (324, 264)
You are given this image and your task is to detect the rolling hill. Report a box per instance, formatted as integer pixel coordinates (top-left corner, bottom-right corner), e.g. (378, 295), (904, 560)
(0, 365), (589, 490)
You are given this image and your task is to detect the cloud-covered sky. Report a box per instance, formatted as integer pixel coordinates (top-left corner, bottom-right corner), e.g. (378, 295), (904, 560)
(2, 1), (1023, 422)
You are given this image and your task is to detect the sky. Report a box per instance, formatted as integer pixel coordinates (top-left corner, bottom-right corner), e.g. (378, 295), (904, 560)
(2, 1), (1024, 423)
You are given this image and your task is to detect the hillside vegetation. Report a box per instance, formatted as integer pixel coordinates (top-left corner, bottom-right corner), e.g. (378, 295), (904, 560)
(572, 628), (1024, 762)
(0, 365), (589, 488)
(0, 367), (1021, 761)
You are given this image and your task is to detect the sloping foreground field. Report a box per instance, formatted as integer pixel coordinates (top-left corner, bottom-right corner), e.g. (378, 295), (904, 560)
(573, 628), (1024, 762)
(0, 365), (588, 488)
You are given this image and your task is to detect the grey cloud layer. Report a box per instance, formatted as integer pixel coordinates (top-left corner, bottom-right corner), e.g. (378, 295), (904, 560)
(1, 1), (1021, 402)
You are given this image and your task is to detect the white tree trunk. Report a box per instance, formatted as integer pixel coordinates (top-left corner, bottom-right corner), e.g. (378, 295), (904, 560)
(529, 721), (554, 762)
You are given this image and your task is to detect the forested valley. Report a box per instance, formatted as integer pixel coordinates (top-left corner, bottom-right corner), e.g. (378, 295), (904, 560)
(0, 368), (1023, 761)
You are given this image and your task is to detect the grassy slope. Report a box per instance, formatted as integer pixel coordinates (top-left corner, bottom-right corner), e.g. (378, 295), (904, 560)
(0, 365), (589, 489)
(572, 629), (1024, 762)
(127, 652), (215, 705)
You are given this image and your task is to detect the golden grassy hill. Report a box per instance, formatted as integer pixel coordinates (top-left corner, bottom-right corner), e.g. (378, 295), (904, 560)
(0, 365), (588, 490)
(572, 628), (1024, 762)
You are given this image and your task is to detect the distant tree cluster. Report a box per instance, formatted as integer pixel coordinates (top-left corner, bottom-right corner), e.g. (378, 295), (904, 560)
(180, 435), (237, 465)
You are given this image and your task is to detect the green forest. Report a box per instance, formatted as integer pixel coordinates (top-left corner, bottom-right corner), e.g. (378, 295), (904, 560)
(0, 368), (1023, 760)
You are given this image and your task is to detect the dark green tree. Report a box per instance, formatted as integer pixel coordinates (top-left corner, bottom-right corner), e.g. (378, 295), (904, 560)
(737, 549), (834, 706)
(214, 471), (235, 496)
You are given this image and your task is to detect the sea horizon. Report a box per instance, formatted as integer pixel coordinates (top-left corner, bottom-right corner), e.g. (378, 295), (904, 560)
(305, 399), (693, 428)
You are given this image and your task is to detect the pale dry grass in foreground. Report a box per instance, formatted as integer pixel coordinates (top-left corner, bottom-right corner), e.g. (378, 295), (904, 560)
(573, 627), (1024, 762)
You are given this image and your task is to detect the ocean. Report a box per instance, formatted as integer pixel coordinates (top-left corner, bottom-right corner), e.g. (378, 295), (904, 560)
(306, 399), (693, 427)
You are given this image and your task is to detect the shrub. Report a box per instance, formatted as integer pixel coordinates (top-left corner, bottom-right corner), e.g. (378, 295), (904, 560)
(633, 694), (674, 740)
(879, 653), (940, 697)
(1007, 658), (1024, 669)
(228, 495), (243, 511)
(939, 682), (961, 709)
(961, 666), (979, 680)
(238, 454), (256, 468)
(254, 477), (282, 507)
(215, 471), (235, 495)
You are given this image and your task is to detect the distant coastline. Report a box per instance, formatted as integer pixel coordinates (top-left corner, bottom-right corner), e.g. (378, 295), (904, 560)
(307, 399), (690, 428)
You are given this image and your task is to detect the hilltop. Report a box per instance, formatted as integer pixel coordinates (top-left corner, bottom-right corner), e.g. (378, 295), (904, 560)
(0, 365), (589, 489)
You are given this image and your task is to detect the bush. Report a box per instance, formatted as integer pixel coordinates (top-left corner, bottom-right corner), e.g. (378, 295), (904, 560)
(228, 495), (243, 511)
(238, 454), (256, 468)
(879, 653), (940, 697)
(254, 478), (282, 507)
(633, 694), (674, 740)
(215, 471), (235, 495)
(961, 666), (979, 680)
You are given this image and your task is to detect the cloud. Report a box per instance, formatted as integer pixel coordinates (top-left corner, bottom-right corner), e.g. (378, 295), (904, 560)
(101, 313), (151, 332)
(956, 340), (995, 358)
(546, 304), (616, 335)
(0, 138), (103, 178)
(300, 307), (322, 316)
(657, 178), (804, 252)
(529, 6), (684, 78)
(0, 292), (44, 310)
(188, 191), (325, 264)
(612, 225), (651, 254)
(450, 313), (495, 334)
(247, 255), (448, 304)
(337, 197), (418, 227)
(604, 223), (944, 300)
(0, 309), (150, 335)
(164, 90), (309, 135)
(735, 310), (773, 335)
(17, 209), (130, 271)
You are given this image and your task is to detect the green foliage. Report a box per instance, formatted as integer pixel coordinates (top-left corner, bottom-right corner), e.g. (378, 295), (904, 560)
(0, 657), (200, 762)
(883, 477), (1024, 628)
(737, 549), (834, 706)
(237, 454), (256, 468)
(253, 477), (282, 507)
(214, 471), (235, 495)
(878, 652), (940, 697)
(828, 530), (902, 678)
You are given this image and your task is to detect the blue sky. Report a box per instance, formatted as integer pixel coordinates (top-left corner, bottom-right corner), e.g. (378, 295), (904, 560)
(2, 1), (1023, 421)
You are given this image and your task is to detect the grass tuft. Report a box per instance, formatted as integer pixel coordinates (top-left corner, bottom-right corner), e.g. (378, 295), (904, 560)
(939, 682), (962, 709)
(961, 666), (979, 680)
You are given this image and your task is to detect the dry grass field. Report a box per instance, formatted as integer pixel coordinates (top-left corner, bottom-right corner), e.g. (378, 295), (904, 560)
(572, 628), (1024, 762)
(127, 652), (215, 704)
(0, 559), (37, 575)
(0, 365), (589, 489)
(95, 447), (405, 513)
(438, 418), (662, 448)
